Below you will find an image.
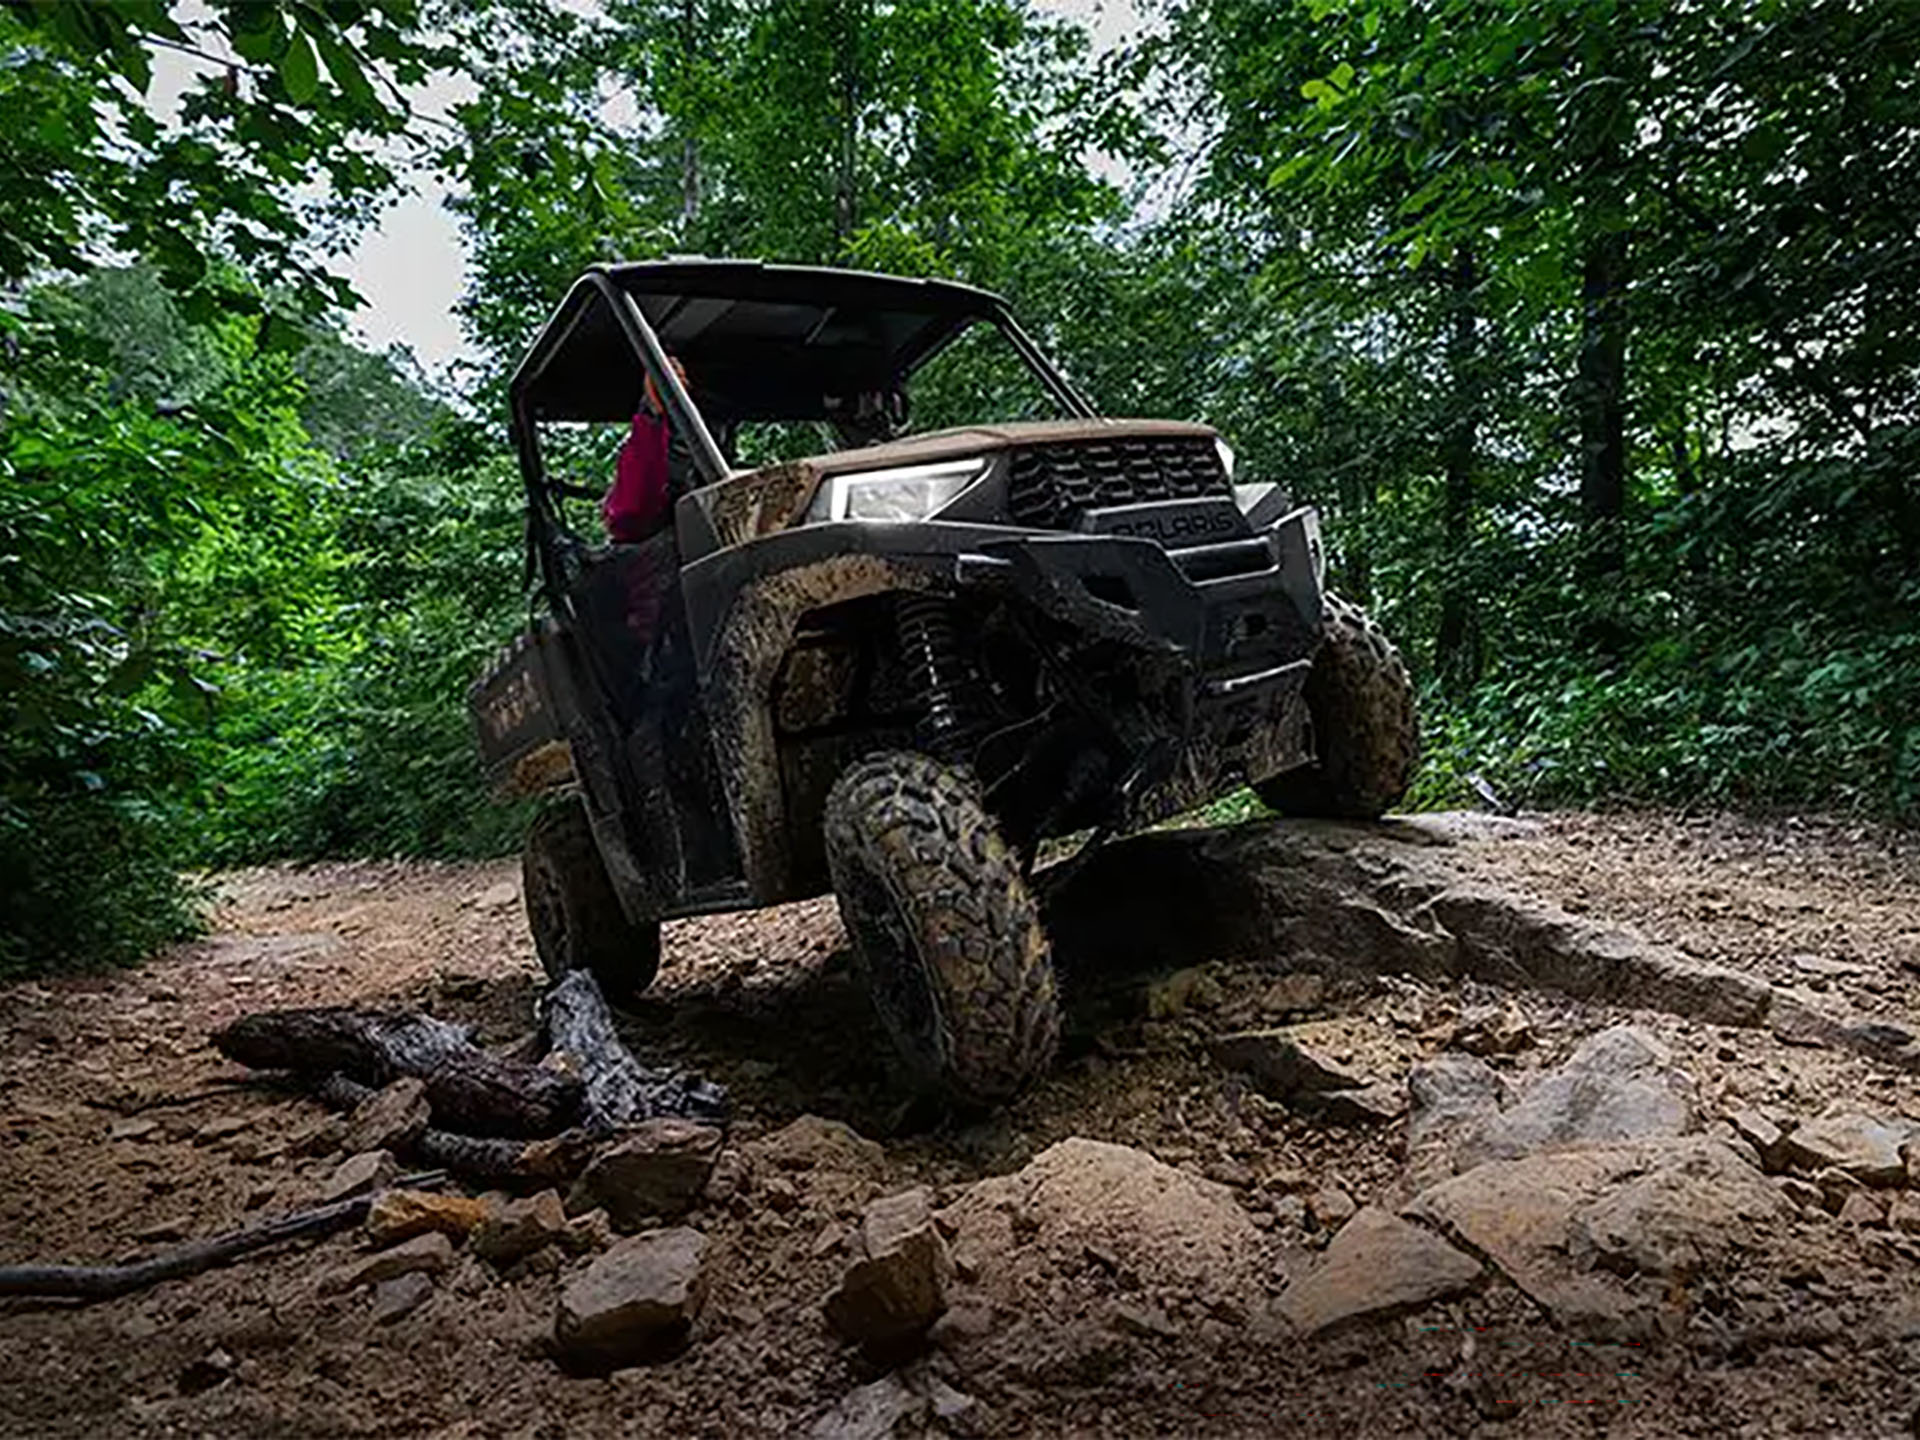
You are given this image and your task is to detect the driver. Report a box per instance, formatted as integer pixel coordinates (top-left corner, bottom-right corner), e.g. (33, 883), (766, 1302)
(826, 387), (905, 448)
(602, 356), (687, 544)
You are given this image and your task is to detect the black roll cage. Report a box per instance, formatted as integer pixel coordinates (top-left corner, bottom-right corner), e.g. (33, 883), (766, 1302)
(507, 264), (1097, 605)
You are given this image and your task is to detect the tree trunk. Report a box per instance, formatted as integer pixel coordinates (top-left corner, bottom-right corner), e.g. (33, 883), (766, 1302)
(1435, 245), (1482, 695)
(1577, 228), (1629, 578)
(833, 1), (860, 250)
(679, 0), (700, 228)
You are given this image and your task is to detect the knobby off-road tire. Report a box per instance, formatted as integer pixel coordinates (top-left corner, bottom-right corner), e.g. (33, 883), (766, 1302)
(1256, 593), (1419, 820)
(823, 752), (1061, 1108)
(522, 798), (662, 1003)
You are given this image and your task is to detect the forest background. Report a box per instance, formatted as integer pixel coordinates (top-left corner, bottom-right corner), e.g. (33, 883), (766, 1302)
(4, 0), (1914, 975)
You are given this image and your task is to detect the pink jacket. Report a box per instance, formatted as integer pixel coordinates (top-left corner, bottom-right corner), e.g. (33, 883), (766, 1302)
(601, 411), (672, 543)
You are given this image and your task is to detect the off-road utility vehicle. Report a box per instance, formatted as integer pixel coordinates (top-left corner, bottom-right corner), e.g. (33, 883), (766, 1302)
(470, 260), (1416, 1106)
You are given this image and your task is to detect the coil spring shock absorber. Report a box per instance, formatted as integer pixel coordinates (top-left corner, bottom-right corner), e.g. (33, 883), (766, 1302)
(897, 592), (983, 754)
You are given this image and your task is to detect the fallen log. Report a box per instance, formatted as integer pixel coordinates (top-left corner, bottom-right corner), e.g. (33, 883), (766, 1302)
(314, 1074), (602, 1183)
(542, 971), (729, 1130)
(0, 1172), (446, 1302)
(213, 1007), (583, 1138)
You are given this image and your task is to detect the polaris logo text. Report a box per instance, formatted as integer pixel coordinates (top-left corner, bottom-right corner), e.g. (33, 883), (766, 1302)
(1100, 509), (1239, 542)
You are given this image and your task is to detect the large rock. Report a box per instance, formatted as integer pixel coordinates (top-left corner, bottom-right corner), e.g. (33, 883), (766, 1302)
(753, 1115), (885, 1173)
(343, 1078), (430, 1156)
(568, 1118), (723, 1230)
(945, 1138), (1266, 1309)
(1210, 1029), (1365, 1098)
(1780, 1111), (1911, 1187)
(1454, 1025), (1694, 1170)
(824, 1187), (952, 1359)
(1407, 1138), (1787, 1331)
(1569, 1140), (1792, 1277)
(1278, 1208), (1482, 1336)
(554, 1226), (708, 1371)
(471, 1189), (569, 1266)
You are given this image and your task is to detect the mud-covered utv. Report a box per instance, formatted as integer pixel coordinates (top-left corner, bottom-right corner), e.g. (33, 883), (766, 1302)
(470, 259), (1416, 1106)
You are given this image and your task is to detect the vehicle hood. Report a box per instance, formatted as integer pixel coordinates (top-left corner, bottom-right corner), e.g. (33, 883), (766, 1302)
(690, 417), (1219, 551)
(800, 418), (1218, 477)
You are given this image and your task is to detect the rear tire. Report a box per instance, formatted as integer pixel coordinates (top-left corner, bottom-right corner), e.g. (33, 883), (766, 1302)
(823, 752), (1061, 1107)
(522, 798), (662, 1003)
(1256, 594), (1418, 819)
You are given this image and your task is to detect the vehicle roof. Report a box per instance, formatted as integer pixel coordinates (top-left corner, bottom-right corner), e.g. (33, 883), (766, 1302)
(511, 259), (1007, 425)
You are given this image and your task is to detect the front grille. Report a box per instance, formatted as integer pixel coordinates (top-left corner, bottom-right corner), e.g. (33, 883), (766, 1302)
(1006, 435), (1228, 530)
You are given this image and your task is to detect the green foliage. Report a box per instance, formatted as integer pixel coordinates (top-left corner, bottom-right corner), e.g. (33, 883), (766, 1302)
(181, 442), (534, 865)
(5, 0), (1918, 985)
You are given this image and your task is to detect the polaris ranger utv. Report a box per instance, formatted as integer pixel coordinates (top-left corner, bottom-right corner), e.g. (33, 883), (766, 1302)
(470, 260), (1416, 1107)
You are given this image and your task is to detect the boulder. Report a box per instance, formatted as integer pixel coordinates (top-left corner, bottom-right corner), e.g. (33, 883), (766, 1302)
(1278, 1208), (1482, 1336)
(944, 1138), (1265, 1308)
(364, 1189), (489, 1246)
(343, 1078), (430, 1156)
(824, 1187), (951, 1359)
(1408, 1138), (1787, 1331)
(753, 1115), (884, 1174)
(567, 1118), (722, 1229)
(321, 1150), (397, 1203)
(1780, 1111), (1910, 1187)
(1210, 1029), (1365, 1098)
(1454, 1025), (1694, 1170)
(1569, 1140), (1792, 1277)
(472, 1189), (569, 1267)
(554, 1226), (707, 1371)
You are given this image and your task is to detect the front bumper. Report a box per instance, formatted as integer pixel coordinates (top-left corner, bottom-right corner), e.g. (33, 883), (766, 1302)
(684, 501), (1329, 684)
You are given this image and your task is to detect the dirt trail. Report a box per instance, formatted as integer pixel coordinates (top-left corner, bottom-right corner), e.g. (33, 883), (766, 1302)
(3, 810), (1919, 1437)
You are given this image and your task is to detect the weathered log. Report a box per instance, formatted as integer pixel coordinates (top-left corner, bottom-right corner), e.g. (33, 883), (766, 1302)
(213, 1007), (583, 1138)
(541, 970), (729, 1130)
(315, 1074), (602, 1183)
(0, 1172), (445, 1302)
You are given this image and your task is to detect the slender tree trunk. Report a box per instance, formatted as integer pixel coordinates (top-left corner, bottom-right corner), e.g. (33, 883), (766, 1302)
(679, 0), (700, 228)
(833, 1), (860, 251)
(1577, 228), (1629, 578)
(1435, 245), (1482, 696)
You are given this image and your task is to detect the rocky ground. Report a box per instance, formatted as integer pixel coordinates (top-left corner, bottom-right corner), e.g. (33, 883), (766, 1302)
(4, 809), (1920, 1437)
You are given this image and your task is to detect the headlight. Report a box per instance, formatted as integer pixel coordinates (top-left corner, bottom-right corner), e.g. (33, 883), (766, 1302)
(1214, 437), (1237, 480)
(804, 457), (990, 523)
(1233, 481), (1281, 515)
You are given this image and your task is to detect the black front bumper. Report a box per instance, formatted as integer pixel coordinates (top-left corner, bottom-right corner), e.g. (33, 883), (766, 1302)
(683, 501), (1328, 686)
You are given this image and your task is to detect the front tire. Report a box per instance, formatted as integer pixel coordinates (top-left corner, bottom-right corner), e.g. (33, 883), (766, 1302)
(522, 798), (662, 1003)
(1256, 594), (1418, 819)
(823, 752), (1061, 1107)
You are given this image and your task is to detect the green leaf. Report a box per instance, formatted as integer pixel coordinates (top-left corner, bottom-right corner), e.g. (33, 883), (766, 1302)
(280, 31), (321, 104)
